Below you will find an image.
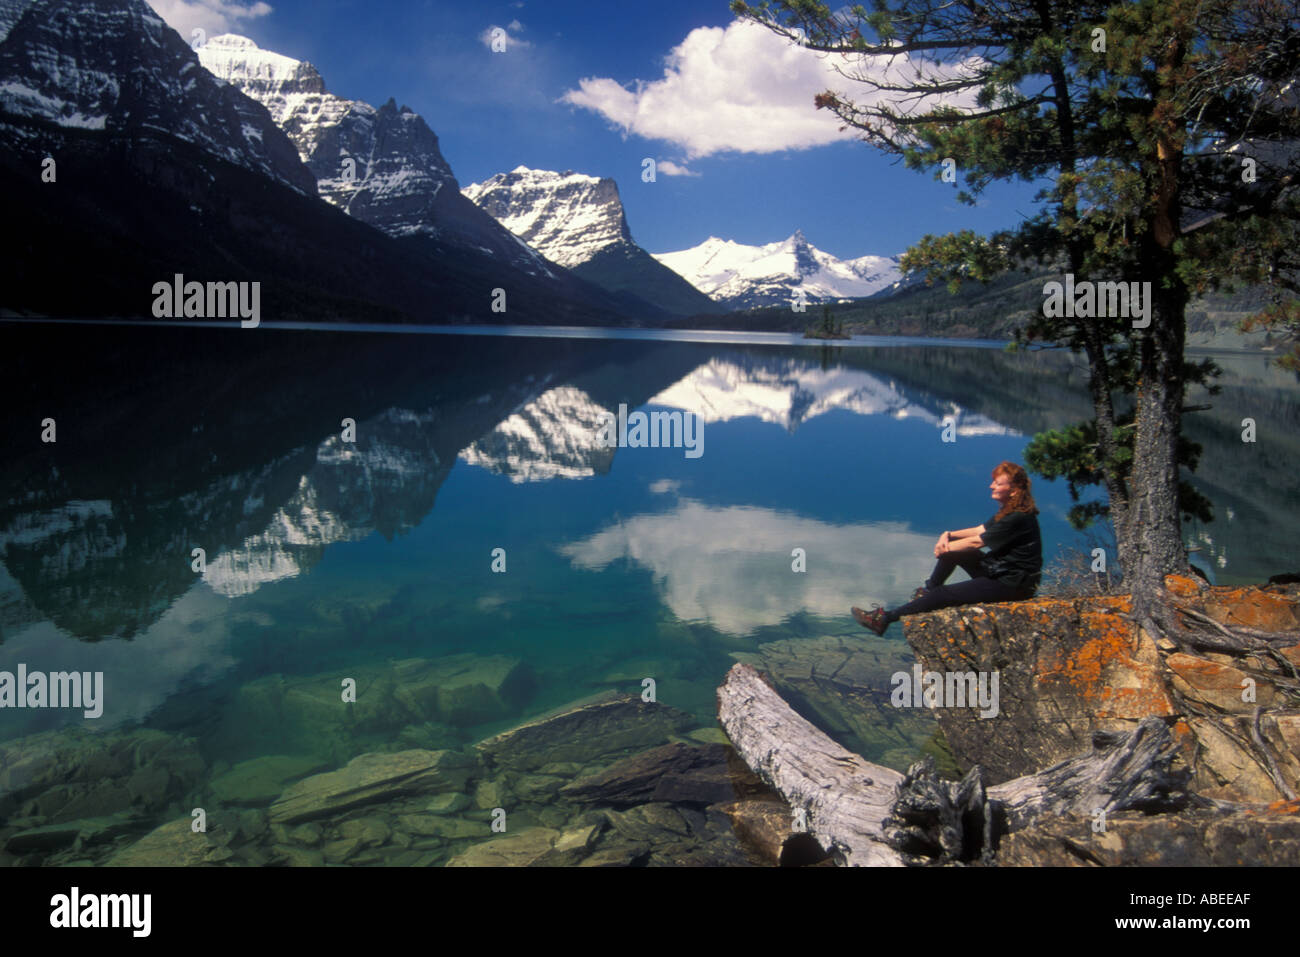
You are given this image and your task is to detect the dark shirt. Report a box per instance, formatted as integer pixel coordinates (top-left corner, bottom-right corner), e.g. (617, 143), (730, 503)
(980, 510), (1042, 592)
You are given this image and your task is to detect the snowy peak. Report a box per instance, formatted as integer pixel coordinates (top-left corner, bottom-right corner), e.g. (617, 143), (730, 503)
(197, 34), (361, 163)
(0, 0), (315, 193)
(462, 166), (633, 268)
(653, 232), (901, 309)
(461, 164), (720, 316)
(789, 230), (819, 277)
(196, 34), (554, 276)
(198, 34), (327, 104)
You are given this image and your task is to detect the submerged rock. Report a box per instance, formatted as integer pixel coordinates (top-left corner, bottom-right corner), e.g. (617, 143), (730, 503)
(577, 844), (652, 867)
(209, 754), (328, 807)
(476, 692), (696, 772)
(269, 749), (477, 825)
(445, 827), (563, 867)
(560, 742), (766, 807)
(534, 823), (603, 866)
(214, 653), (533, 764)
(4, 813), (145, 854)
(423, 792), (471, 815)
(0, 727), (205, 829)
(269, 845), (325, 867)
(338, 816), (391, 847)
(107, 817), (235, 867)
(394, 654), (536, 727)
(713, 800), (800, 866)
(730, 634), (948, 772)
(397, 814), (482, 839)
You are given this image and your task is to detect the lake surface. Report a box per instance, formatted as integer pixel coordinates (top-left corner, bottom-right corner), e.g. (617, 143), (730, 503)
(1, 324), (1297, 863)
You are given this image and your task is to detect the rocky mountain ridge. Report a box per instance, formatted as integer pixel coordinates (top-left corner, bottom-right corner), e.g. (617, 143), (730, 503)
(0, 0), (314, 194)
(463, 166), (722, 316)
(196, 34), (554, 278)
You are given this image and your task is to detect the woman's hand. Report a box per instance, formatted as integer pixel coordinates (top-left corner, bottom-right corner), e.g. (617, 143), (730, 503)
(934, 530), (950, 557)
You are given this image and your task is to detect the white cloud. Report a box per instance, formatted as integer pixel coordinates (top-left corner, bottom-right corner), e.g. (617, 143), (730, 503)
(0, 579), (239, 735)
(146, 0), (271, 44)
(562, 19), (982, 159)
(656, 160), (699, 177)
(479, 21), (532, 51)
(558, 499), (935, 635)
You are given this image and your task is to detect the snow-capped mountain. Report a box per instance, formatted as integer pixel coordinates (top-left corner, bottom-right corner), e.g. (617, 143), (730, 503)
(463, 167), (632, 268)
(463, 166), (721, 316)
(197, 34), (554, 277)
(653, 231), (901, 309)
(0, 0), (315, 194)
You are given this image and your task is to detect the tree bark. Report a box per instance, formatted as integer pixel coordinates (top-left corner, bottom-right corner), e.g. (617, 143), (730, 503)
(716, 663), (1197, 866)
(1122, 32), (1192, 596)
(1124, 279), (1189, 596)
(715, 663), (907, 866)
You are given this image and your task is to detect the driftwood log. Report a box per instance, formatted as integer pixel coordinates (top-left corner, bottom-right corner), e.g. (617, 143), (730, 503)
(716, 660), (907, 865)
(716, 662), (1197, 866)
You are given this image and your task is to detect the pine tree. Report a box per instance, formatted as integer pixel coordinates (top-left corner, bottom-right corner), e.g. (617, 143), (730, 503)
(734, 0), (1300, 602)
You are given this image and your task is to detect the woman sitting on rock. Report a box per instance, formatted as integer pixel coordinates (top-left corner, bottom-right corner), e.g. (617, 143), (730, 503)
(852, 461), (1042, 636)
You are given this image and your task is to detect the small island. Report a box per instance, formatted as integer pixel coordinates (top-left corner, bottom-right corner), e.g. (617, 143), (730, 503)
(803, 305), (851, 340)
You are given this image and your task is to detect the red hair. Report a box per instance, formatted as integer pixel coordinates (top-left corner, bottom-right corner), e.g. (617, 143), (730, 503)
(992, 461), (1038, 521)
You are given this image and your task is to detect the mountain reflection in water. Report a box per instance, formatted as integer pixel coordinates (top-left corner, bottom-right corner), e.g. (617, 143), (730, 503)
(0, 325), (1296, 750)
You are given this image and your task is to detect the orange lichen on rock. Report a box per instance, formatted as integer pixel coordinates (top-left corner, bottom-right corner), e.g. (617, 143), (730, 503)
(1165, 574), (1204, 598)
(1104, 684), (1178, 717)
(1203, 588), (1300, 632)
(904, 583), (1297, 791)
(1170, 718), (1198, 761)
(1036, 609), (1174, 717)
(1166, 653), (1271, 711)
(1167, 653), (1245, 687)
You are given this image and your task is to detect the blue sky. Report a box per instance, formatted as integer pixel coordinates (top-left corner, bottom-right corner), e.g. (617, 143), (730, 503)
(152, 0), (1047, 260)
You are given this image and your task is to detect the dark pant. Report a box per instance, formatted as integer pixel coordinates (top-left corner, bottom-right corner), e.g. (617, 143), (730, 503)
(886, 550), (1031, 622)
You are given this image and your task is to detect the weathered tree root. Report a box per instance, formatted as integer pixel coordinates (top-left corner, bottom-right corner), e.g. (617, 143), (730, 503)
(1130, 587), (1300, 701)
(1121, 584), (1300, 803)
(717, 662), (1200, 866)
(1251, 705), (1299, 802)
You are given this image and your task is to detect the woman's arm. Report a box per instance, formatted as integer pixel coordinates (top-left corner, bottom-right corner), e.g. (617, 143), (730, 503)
(937, 526), (986, 555)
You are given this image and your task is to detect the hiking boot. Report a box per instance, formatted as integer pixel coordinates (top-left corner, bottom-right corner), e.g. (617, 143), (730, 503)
(851, 605), (889, 636)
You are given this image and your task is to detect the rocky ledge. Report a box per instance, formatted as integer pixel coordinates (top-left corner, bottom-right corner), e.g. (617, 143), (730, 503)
(903, 574), (1300, 804)
(715, 573), (1300, 866)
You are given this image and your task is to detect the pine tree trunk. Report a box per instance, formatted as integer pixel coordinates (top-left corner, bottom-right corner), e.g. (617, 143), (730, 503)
(1122, 276), (1189, 595)
(1119, 34), (1192, 599)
